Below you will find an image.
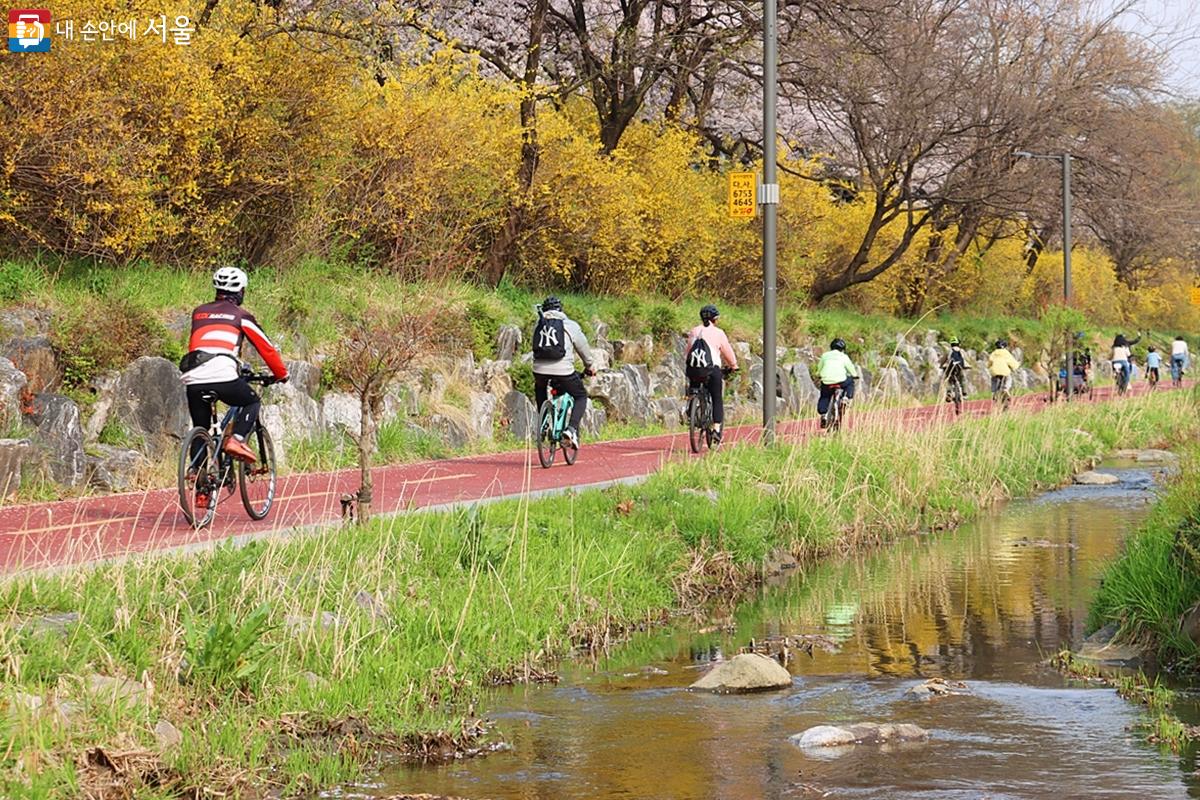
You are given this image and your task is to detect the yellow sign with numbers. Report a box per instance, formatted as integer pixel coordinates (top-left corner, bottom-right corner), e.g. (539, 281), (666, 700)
(728, 172), (757, 219)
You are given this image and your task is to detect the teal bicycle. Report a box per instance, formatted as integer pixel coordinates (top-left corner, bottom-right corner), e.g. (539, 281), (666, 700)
(537, 384), (579, 468)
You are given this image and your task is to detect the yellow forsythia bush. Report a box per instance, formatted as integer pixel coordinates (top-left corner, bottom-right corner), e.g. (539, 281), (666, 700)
(0, 1), (1188, 321)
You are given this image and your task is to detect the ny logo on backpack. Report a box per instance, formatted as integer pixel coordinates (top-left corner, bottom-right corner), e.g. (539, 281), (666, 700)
(688, 335), (712, 369)
(533, 315), (567, 361)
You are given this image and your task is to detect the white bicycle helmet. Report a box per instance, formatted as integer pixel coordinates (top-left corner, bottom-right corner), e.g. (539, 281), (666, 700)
(212, 266), (248, 293)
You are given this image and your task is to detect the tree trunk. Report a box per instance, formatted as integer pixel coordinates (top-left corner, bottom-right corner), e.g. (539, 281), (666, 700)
(1024, 222), (1055, 275)
(481, 0), (548, 286)
(356, 390), (375, 524)
(809, 200), (934, 303)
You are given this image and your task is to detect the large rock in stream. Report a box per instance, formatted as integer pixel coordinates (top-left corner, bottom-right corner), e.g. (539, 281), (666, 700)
(689, 653), (792, 693)
(1072, 623), (1144, 670)
(790, 722), (929, 750)
(1074, 471), (1119, 486)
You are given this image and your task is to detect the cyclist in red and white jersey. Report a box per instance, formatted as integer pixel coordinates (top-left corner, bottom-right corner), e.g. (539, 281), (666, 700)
(179, 267), (288, 463)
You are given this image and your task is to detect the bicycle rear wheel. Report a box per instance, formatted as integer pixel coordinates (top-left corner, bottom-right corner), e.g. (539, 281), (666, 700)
(537, 401), (556, 468)
(688, 393), (704, 454)
(562, 437), (579, 465)
(702, 393), (715, 450)
(179, 427), (217, 529)
(239, 426), (277, 520)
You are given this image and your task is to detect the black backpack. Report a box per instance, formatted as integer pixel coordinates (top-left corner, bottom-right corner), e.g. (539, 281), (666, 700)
(532, 315), (567, 361)
(687, 334), (714, 370)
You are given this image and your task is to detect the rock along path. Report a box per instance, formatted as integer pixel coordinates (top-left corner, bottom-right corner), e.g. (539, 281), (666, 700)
(0, 384), (1159, 574)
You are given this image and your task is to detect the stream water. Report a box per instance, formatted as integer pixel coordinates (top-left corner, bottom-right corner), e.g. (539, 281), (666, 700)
(362, 461), (1200, 799)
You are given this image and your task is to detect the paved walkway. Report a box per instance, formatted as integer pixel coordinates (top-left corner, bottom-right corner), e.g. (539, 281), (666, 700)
(0, 384), (1154, 573)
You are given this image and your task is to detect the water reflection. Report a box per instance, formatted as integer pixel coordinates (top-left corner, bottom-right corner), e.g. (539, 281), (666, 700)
(379, 470), (1196, 799)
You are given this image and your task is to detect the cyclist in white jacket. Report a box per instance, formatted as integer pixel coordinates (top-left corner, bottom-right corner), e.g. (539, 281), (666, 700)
(531, 297), (595, 446)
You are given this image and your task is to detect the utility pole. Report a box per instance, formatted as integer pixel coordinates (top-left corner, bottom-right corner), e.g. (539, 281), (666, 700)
(1015, 150), (1073, 399)
(761, 0), (780, 442)
(1062, 153), (1073, 399)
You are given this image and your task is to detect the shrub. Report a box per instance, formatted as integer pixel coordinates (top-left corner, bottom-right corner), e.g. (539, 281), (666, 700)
(508, 360), (535, 400)
(613, 297), (648, 338)
(465, 299), (503, 362)
(646, 301), (682, 343)
(51, 298), (161, 388)
(0, 260), (47, 303)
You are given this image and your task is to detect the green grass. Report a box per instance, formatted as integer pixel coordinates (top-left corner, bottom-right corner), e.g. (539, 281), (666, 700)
(7, 257), (1193, 367)
(0, 392), (1195, 798)
(1089, 436), (1200, 672)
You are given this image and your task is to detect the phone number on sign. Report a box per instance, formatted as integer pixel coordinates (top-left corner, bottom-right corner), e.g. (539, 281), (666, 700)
(55, 15), (193, 44)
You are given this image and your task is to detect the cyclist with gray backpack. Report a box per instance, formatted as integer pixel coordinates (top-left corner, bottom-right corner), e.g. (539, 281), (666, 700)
(685, 305), (739, 443)
(532, 297), (595, 447)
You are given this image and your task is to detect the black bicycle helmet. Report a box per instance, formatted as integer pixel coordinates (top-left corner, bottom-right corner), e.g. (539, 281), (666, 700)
(700, 304), (720, 323)
(995, 339), (1007, 349)
(831, 338), (846, 351)
(542, 296), (562, 312)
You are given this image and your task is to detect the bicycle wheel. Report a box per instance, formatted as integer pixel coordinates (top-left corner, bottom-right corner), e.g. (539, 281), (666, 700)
(562, 435), (579, 465)
(179, 427), (217, 529)
(951, 383), (963, 415)
(824, 391), (840, 431)
(536, 401), (556, 468)
(688, 393), (704, 454)
(702, 393), (715, 450)
(239, 426), (277, 520)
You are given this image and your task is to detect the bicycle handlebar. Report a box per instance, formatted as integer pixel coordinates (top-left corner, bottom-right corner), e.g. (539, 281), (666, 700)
(243, 371), (279, 386)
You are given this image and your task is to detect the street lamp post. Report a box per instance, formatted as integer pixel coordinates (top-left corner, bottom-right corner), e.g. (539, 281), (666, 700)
(761, 0), (780, 442)
(1015, 150), (1073, 400)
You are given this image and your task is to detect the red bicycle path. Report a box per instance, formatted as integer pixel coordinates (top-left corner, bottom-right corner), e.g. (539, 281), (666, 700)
(0, 383), (1161, 574)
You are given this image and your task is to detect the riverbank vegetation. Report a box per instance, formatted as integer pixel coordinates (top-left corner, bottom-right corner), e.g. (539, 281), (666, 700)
(1089, 444), (1200, 672)
(1, 392), (1193, 798)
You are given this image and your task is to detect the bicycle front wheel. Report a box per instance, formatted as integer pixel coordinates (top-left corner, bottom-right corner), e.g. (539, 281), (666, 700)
(239, 426), (277, 520)
(537, 401), (556, 468)
(179, 427), (216, 529)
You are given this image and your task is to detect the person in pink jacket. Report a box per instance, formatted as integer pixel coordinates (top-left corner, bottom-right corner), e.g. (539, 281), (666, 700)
(685, 304), (739, 441)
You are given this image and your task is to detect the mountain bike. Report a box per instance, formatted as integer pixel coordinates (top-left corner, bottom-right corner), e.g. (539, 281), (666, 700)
(822, 382), (850, 432)
(537, 383), (579, 468)
(943, 371), (964, 415)
(178, 372), (278, 529)
(687, 367), (733, 453)
(1113, 361), (1130, 396)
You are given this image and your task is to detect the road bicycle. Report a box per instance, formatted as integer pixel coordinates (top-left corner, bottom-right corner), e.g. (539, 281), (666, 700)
(178, 372), (278, 528)
(537, 382), (579, 469)
(686, 368), (733, 453)
(822, 382), (850, 432)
